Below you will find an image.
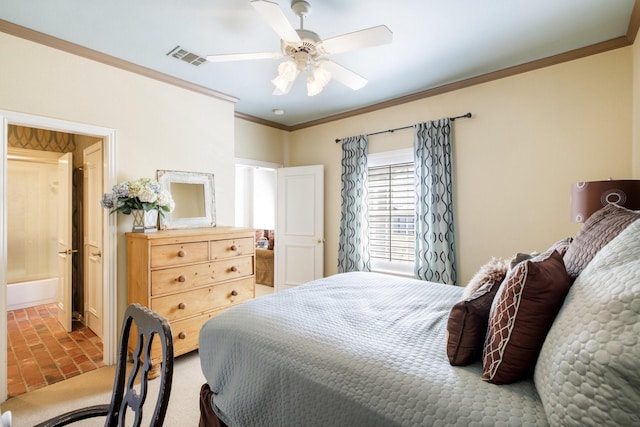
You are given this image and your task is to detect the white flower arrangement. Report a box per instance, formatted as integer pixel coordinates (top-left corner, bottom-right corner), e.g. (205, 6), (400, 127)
(101, 177), (175, 218)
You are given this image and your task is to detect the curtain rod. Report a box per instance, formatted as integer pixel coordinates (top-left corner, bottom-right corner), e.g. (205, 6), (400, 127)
(334, 112), (472, 143)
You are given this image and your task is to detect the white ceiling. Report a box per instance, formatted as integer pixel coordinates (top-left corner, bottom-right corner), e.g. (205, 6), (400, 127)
(0, 0), (636, 127)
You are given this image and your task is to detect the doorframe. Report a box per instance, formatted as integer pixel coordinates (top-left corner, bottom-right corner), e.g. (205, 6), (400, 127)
(0, 110), (117, 402)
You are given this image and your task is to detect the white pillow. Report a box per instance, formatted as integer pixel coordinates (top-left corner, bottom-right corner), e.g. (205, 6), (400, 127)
(534, 219), (640, 426)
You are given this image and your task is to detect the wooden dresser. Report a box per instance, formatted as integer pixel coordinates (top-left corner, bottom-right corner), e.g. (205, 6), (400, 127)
(126, 227), (255, 369)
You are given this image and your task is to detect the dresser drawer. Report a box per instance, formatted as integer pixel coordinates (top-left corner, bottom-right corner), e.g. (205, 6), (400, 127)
(152, 263), (215, 296)
(213, 256), (254, 282)
(151, 256), (254, 296)
(147, 309), (230, 361)
(170, 312), (217, 356)
(152, 277), (254, 321)
(151, 242), (208, 268)
(210, 237), (254, 260)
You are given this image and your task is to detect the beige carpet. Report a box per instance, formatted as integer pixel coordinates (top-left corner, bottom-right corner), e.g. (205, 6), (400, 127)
(0, 350), (205, 426)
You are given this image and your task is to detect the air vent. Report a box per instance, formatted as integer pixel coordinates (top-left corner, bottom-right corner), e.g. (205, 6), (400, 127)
(166, 46), (208, 66)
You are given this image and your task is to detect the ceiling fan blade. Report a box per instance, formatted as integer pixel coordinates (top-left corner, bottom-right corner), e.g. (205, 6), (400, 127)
(319, 25), (393, 55)
(251, 0), (301, 44)
(319, 60), (367, 90)
(206, 52), (282, 62)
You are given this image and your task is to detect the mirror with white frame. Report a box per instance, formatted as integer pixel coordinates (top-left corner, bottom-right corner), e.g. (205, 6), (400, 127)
(157, 170), (216, 229)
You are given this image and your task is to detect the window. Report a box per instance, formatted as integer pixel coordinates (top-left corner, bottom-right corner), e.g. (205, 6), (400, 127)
(367, 149), (415, 277)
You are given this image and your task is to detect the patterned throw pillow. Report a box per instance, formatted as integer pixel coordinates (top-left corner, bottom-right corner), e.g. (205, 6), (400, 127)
(446, 280), (502, 366)
(482, 250), (570, 384)
(563, 203), (639, 281)
(534, 219), (640, 426)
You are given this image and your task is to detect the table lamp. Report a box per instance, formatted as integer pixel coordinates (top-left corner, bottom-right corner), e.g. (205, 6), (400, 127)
(570, 179), (640, 222)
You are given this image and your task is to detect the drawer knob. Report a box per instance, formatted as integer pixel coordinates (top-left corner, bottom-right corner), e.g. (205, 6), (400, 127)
(178, 302), (186, 310)
(230, 244), (238, 251)
(177, 275), (186, 283)
(178, 250), (186, 257)
(230, 290), (238, 296)
(178, 332), (187, 340)
(230, 265), (238, 272)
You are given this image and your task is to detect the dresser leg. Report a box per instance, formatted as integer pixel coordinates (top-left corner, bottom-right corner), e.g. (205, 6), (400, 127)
(127, 350), (160, 379)
(148, 362), (161, 380)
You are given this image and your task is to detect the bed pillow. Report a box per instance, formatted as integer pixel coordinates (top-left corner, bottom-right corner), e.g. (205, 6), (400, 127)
(482, 250), (570, 384)
(563, 203), (639, 281)
(534, 219), (640, 426)
(462, 257), (508, 299)
(546, 236), (572, 257)
(508, 252), (536, 270)
(446, 280), (502, 366)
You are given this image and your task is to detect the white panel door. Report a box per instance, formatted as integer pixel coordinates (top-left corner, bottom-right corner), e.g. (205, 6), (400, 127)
(56, 152), (73, 332)
(275, 165), (324, 292)
(84, 142), (103, 338)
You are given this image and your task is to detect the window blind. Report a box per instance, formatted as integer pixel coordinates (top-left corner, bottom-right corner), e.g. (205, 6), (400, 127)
(367, 162), (415, 262)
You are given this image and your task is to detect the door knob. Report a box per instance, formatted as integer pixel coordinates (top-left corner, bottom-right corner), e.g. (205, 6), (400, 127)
(58, 249), (79, 255)
(91, 250), (102, 257)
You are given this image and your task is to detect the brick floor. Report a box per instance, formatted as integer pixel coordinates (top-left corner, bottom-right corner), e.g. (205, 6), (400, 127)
(6, 303), (104, 398)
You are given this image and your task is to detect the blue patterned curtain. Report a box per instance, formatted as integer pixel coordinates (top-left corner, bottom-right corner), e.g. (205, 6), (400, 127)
(413, 119), (457, 284)
(337, 135), (371, 273)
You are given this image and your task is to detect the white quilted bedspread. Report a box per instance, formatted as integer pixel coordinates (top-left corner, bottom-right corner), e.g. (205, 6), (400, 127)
(199, 272), (547, 426)
(535, 219), (640, 426)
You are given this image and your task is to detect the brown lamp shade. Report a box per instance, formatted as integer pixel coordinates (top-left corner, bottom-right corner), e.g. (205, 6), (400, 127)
(571, 180), (640, 222)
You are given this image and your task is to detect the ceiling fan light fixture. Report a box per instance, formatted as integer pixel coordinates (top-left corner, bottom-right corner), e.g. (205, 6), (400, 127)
(277, 60), (298, 81)
(272, 59), (299, 94)
(312, 65), (331, 87)
(306, 64), (331, 96)
(306, 74), (323, 96)
(272, 74), (292, 93)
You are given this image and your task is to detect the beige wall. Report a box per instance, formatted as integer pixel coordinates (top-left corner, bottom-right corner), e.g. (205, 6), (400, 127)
(0, 32), (236, 322)
(288, 47), (633, 285)
(235, 118), (288, 165)
(633, 37), (640, 179)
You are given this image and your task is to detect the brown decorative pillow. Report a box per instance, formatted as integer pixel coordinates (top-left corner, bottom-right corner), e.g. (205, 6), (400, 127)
(446, 280), (502, 366)
(563, 204), (639, 281)
(482, 250), (570, 384)
(462, 257), (509, 299)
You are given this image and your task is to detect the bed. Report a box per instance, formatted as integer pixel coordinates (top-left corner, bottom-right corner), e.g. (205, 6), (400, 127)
(199, 204), (640, 427)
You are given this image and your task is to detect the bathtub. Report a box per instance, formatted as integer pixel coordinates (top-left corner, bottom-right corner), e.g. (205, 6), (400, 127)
(7, 278), (58, 311)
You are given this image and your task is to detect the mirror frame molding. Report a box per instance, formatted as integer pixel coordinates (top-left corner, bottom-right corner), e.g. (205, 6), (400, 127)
(157, 169), (216, 229)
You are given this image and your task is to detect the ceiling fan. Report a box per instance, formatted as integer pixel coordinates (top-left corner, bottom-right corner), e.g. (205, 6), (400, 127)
(206, 0), (393, 96)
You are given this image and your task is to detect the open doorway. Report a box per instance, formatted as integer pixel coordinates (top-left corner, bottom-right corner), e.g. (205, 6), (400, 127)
(0, 110), (117, 403)
(6, 132), (100, 397)
(235, 158), (279, 296)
